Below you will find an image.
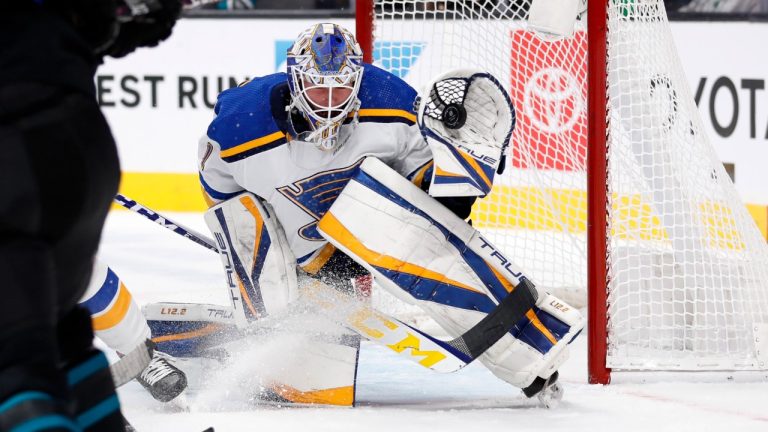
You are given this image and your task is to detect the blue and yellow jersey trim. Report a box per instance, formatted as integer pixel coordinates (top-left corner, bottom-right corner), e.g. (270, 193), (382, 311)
(80, 267), (132, 331)
(219, 131), (288, 163)
(351, 108), (416, 126)
(209, 66), (417, 164)
(352, 64), (418, 126)
(208, 73), (289, 163)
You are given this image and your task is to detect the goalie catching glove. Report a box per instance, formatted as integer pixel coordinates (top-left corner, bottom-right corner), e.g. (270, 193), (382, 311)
(417, 69), (515, 197)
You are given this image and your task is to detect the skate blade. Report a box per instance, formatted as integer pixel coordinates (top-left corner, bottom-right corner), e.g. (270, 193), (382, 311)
(166, 391), (191, 412)
(537, 381), (564, 409)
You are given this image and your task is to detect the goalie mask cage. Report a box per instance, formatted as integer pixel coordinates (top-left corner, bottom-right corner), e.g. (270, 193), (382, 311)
(356, 0), (768, 384)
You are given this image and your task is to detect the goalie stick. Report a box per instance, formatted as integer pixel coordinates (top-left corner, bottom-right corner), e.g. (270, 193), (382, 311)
(116, 194), (536, 373)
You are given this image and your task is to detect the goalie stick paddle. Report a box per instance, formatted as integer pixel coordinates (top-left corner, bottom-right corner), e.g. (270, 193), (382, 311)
(117, 195), (537, 372)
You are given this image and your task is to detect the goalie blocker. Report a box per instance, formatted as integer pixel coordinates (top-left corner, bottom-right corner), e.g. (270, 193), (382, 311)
(317, 157), (584, 391)
(204, 194), (299, 326)
(201, 193), (361, 406)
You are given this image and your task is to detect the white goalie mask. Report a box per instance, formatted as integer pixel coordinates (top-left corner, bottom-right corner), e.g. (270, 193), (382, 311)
(286, 23), (364, 152)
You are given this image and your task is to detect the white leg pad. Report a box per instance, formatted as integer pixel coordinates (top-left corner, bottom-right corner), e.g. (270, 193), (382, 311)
(318, 157), (585, 389)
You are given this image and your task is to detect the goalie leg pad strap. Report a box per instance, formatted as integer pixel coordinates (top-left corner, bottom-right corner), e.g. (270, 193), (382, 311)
(204, 193), (298, 326)
(449, 278), (537, 359)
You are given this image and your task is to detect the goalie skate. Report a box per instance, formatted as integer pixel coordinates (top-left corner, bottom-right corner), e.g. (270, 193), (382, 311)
(537, 380), (564, 409)
(522, 371), (563, 409)
(136, 351), (188, 402)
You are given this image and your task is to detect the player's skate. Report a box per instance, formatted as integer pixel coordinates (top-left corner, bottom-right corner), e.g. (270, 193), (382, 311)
(136, 350), (188, 402)
(523, 371), (563, 409)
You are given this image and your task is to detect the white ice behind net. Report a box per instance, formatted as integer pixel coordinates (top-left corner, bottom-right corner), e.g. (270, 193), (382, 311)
(371, 0), (768, 370)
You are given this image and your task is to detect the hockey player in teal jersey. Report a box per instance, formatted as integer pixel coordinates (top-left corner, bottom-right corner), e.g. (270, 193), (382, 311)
(179, 23), (584, 407)
(0, 1), (181, 430)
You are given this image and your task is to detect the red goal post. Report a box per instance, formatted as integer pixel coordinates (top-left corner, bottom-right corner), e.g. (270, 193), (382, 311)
(355, 0), (768, 385)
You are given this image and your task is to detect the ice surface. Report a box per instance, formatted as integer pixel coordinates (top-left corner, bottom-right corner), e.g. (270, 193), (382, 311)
(100, 211), (768, 432)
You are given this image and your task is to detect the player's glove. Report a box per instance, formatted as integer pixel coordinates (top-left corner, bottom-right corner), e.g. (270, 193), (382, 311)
(41, 0), (120, 55)
(105, 0), (182, 58)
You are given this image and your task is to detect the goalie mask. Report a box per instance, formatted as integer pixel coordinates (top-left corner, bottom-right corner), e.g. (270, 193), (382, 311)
(286, 23), (364, 152)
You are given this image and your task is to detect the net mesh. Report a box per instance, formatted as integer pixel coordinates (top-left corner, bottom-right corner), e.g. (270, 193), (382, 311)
(370, 0), (768, 370)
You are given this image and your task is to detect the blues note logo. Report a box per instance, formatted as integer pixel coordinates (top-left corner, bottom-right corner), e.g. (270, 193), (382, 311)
(277, 159), (364, 241)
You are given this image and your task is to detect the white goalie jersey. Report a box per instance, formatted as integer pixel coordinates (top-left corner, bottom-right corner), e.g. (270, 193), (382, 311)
(198, 64), (433, 270)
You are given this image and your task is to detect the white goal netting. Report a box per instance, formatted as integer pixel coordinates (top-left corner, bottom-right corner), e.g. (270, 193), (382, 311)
(367, 0), (768, 371)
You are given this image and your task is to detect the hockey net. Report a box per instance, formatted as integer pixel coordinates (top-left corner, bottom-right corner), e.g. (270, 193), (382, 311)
(357, 0), (768, 380)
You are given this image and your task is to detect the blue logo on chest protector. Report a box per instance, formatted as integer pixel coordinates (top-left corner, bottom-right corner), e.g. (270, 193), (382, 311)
(277, 160), (364, 241)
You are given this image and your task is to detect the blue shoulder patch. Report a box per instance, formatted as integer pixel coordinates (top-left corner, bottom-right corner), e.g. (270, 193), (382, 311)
(208, 73), (289, 162)
(354, 64), (418, 125)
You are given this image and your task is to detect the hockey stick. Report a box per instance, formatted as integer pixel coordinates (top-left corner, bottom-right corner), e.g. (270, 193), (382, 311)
(114, 194), (218, 253)
(116, 195), (535, 372)
(302, 277), (536, 373)
(110, 339), (154, 387)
